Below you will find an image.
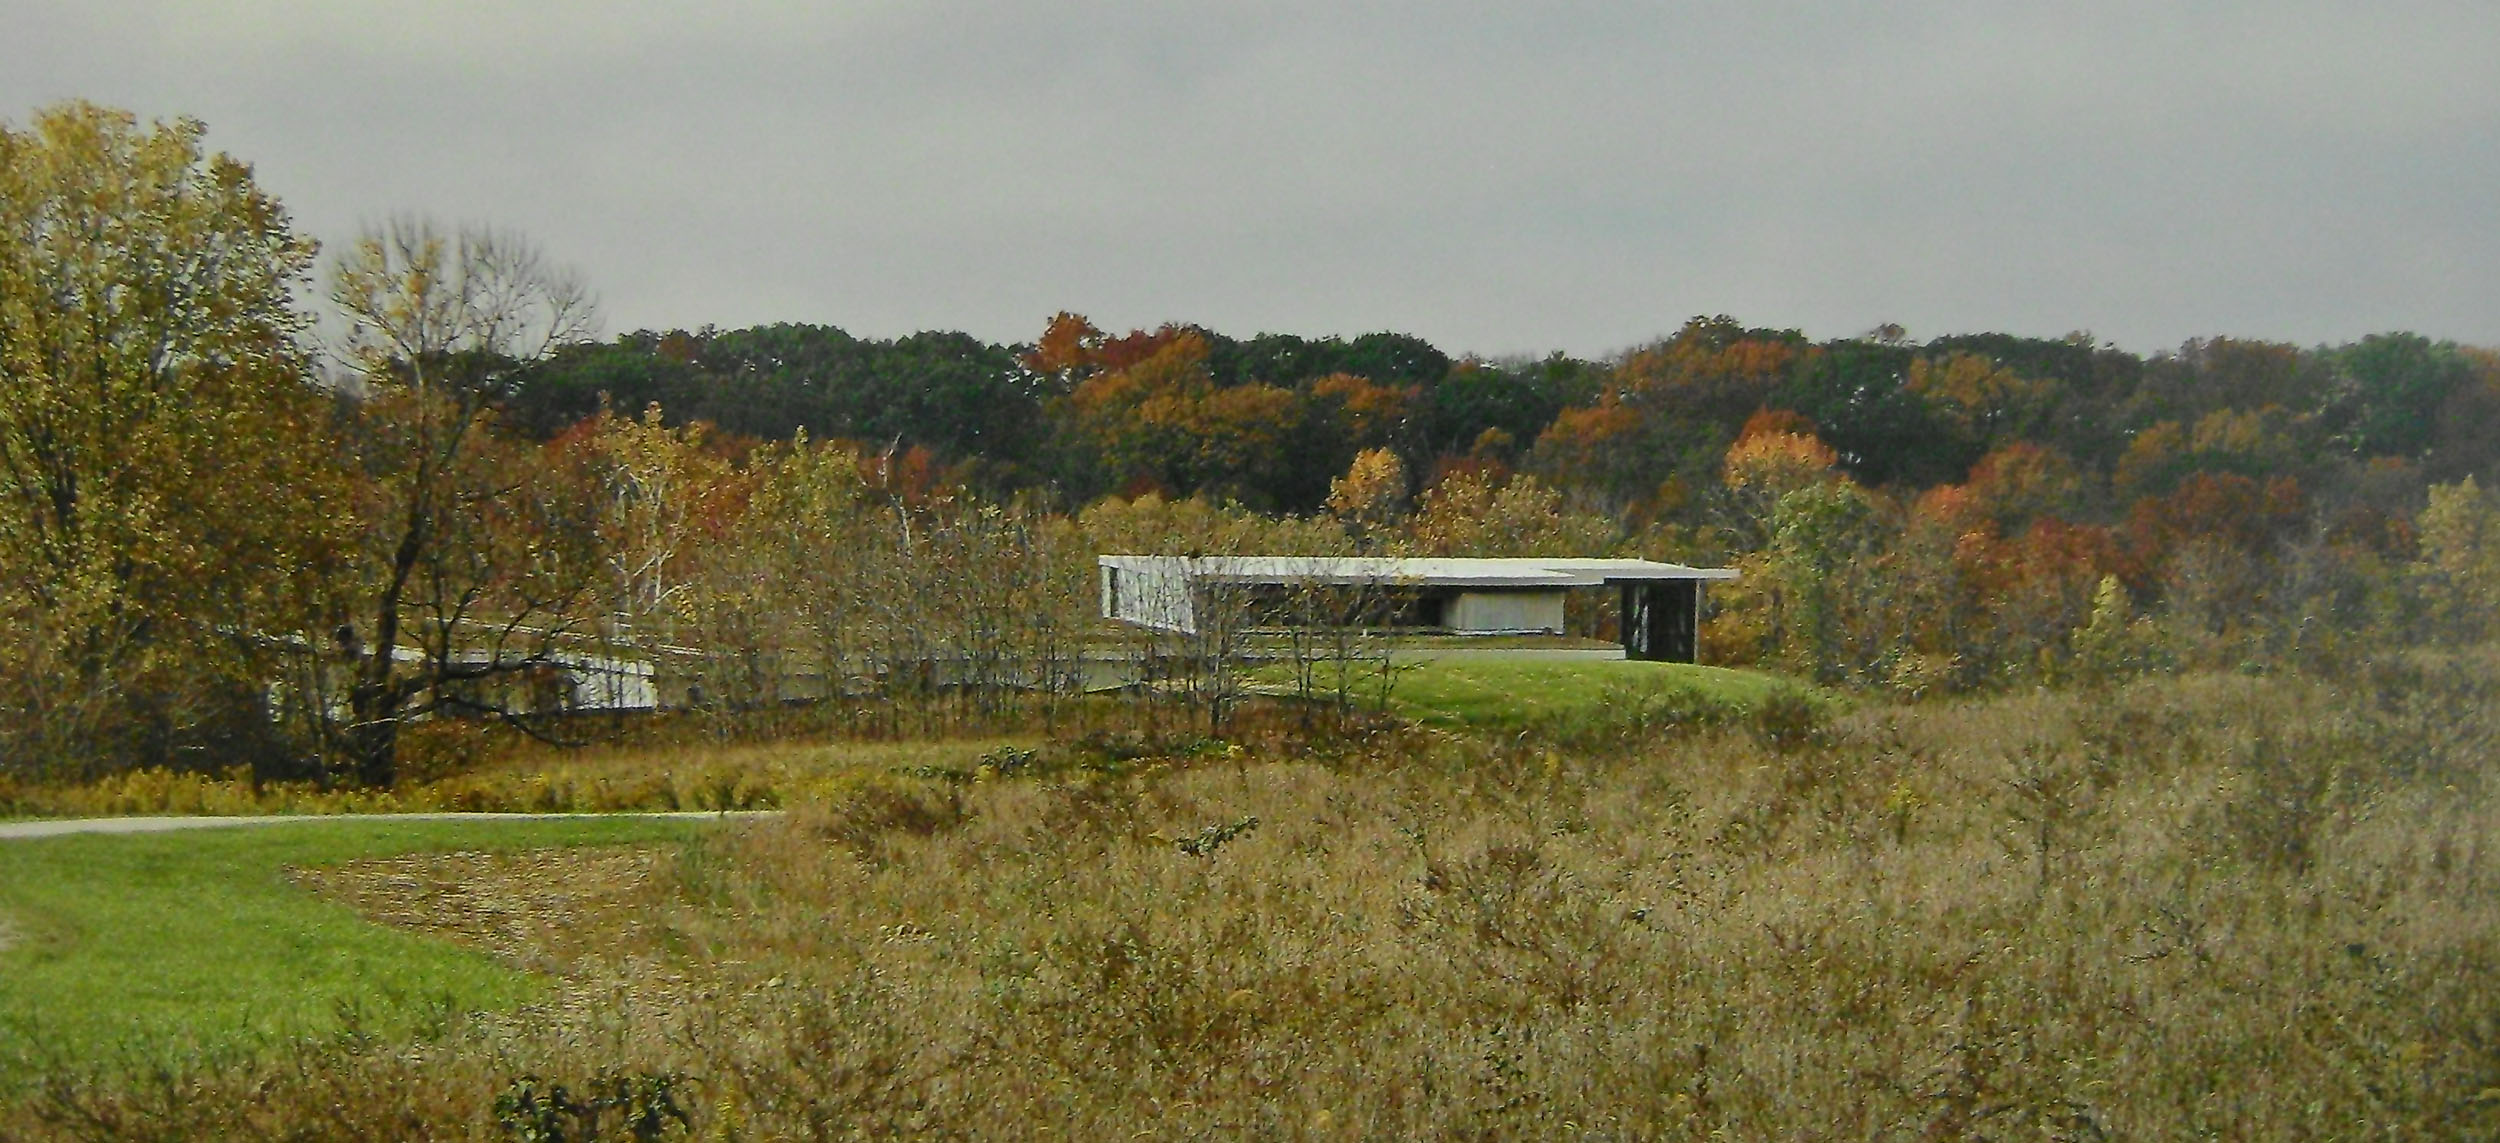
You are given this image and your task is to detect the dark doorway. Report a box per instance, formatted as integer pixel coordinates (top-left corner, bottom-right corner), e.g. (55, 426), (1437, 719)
(1620, 580), (1700, 662)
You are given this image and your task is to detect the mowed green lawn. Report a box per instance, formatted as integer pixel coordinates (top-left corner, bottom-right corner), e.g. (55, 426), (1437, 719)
(1385, 654), (1800, 726)
(0, 816), (707, 1087)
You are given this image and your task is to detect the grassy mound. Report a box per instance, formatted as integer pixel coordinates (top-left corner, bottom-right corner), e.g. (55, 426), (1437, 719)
(1385, 655), (1800, 728)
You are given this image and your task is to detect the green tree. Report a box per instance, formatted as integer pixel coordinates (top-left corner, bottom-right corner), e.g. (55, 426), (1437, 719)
(1776, 338), (1968, 488)
(1763, 480), (1884, 682)
(1419, 353), (1587, 460)
(2328, 332), (2475, 459)
(0, 102), (336, 778)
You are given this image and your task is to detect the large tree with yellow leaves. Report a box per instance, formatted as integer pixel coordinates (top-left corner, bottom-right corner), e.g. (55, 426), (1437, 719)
(0, 102), (340, 778)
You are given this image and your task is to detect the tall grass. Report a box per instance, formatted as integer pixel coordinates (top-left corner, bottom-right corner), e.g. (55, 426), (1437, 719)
(0, 695), (1206, 821)
(0, 738), (1041, 820)
(8, 656), (2496, 1138)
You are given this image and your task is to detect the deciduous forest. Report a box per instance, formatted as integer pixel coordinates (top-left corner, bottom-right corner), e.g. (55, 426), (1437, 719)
(6, 101), (2498, 1138)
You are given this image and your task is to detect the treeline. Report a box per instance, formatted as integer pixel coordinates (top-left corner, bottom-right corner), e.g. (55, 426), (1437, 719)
(503, 309), (2500, 687)
(507, 314), (2498, 517)
(502, 306), (2500, 689)
(9, 99), (2500, 790)
(504, 315), (1584, 509)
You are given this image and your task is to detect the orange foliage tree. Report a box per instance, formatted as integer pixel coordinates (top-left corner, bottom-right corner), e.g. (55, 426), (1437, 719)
(1529, 317), (1806, 521)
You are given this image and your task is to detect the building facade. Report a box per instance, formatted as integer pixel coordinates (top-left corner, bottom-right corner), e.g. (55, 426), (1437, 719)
(1097, 555), (1737, 662)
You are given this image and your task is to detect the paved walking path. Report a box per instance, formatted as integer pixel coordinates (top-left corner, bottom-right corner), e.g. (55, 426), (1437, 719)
(0, 809), (781, 841)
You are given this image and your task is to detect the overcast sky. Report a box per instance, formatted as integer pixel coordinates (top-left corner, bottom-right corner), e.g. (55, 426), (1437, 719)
(9, 1), (2496, 358)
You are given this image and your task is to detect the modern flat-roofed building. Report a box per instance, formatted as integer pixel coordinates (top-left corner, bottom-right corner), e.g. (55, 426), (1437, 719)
(1097, 555), (1738, 662)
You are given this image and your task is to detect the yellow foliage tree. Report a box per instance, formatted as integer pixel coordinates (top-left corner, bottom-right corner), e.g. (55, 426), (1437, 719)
(1405, 471), (1613, 557)
(1906, 351), (2053, 444)
(0, 102), (338, 778)
(1723, 428), (1840, 497)
(1721, 422), (1842, 552)
(1326, 447), (1409, 541)
(2415, 477), (2500, 641)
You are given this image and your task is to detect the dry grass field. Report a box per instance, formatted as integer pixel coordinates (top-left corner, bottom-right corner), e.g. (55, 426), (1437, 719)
(8, 656), (2498, 1139)
(0, 734), (1042, 820)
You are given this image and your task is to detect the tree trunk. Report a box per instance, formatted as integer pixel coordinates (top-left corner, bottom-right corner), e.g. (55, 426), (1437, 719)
(347, 682), (399, 789)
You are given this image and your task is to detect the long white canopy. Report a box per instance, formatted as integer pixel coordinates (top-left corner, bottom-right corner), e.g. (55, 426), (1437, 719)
(1095, 555), (1737, 588)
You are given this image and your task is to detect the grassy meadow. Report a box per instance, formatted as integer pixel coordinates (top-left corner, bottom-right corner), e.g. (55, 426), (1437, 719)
(0, 652), (2492, 1138)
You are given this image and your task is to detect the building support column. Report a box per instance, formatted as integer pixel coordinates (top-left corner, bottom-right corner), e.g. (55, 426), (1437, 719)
(1620, 579), (1701, 662)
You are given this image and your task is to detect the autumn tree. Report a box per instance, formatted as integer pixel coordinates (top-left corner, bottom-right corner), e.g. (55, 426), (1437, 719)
(568, 402), (785, 732)
(728, 434), (875, 719)
(1529, 317), (1804, 520)
(0, 102), (338, 778)
(1405, 469), (1613, 559)
(1988, 518), (2129, 677)
(1078, 493), (1343, 560)
(581, 404), (742, 653)
(1326, 446), (1409, 543)
(1905, 350), (2056, 456)
(1926, 331), (2143, 472)
(2413, 477), (2500, 642)
(1960, 442), (2087, 534)
(1719, 413), (1842, 548)
(1049, 330), (1323, 509)
(2114, 408), (2306, 502)
(327, 219), (602, 786)
(2124, 472), (2306, 662)
(2068, 574), (2166, 685)
(1526, 396), (1649, 516)
(578, 410), (1093, 737)
(2131, 338), (2319, 431)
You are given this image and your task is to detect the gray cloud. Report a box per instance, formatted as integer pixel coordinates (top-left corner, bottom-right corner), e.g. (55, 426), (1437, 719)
(8, 1), (2495, 357)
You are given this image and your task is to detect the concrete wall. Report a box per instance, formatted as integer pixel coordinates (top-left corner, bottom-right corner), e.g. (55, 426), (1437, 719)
(1444, 590), (1567, 634)
(1101, 562), (1199, 633)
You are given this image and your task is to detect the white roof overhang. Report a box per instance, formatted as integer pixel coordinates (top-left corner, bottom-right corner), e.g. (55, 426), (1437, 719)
(1096, 555), (1737, 587)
